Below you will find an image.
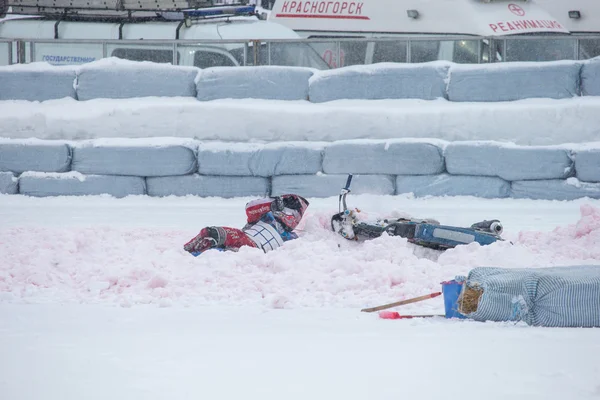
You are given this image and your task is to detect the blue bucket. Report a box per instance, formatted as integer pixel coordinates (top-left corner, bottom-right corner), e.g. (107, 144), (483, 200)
(441, 280), (467, 319)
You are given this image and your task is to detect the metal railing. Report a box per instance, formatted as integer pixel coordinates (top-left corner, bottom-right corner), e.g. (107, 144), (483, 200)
(1, 34), (599, 68)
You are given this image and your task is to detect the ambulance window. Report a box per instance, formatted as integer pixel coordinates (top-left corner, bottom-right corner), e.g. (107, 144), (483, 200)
(194, 51), (237, 68)
(505, 39), (575, 62)
(410, 41), (440, 63)
(452, 40), (480, 64)
(111, 48), (180, 64)
(229, 43), (330, 69)
(372, 41), (407, 64)
(578, 39), (600, 60)
(339, 41), (369, 66)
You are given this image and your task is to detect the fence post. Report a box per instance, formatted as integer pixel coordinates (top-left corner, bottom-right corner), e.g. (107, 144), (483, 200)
(30, 41), (35, 63)
(8, 40), (13, 65)
(16, 40), (26, 64)
(252, 40), (259, 66)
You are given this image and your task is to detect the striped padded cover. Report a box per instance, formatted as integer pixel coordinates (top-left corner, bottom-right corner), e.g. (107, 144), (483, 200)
(457, 266), (600, 327)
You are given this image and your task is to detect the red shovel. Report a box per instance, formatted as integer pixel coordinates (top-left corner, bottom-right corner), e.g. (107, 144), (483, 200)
(378, 311), (444, 319)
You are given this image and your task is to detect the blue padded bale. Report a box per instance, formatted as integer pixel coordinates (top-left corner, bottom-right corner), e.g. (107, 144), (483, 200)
(510, 179), (600, 200)
(76, 58), (198, 100)
(198, 143), (323, 177)
(323, 141), (444, 175)
(575, 149), (600, 183)
(0, 143), (72, 174)
(146, 175), (269, 198)
(396, 174), (510, 198)
(0, 172), (18, 194)
(447, 61), (581, 102)
(272, 174), (394, 198)
(457, 266), (600, 327)
(0, 63), (77, 101)
(308, 62), (449, 103)
(445, 143), (573, 181)
(581, 57), (600, 96)
(18, 173), (146, 198)
(196, 66), (313, 101)
(72, 145), (197, 177)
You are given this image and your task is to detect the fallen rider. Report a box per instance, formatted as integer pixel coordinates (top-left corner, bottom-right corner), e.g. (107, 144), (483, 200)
(184, 194), (309, 256)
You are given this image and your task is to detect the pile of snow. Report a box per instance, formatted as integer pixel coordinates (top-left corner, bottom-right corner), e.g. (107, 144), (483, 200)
(1, 96), (600, 144)
(1, 194), (599, 309)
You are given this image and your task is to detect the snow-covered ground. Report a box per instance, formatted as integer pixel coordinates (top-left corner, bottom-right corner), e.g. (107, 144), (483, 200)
(1, 194), (600, 400)
(2, 96), (600, 145)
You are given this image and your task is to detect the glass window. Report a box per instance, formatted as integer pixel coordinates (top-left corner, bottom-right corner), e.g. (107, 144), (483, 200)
(505, 38), (576, 61)
(578, 39), (600, 60)
(452, 40), (481, 64)
(230, 43), (330, 69)
(306, 37), (367, 68)
(0, 42), (11, 66)
(372, 41), (407, 64)
(193, 50), (236, 69)
(410, 41), (440, 63)
(111, 48), (179, 64)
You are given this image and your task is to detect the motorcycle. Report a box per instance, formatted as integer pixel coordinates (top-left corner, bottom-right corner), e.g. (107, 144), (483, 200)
(330, 174), (504, 250)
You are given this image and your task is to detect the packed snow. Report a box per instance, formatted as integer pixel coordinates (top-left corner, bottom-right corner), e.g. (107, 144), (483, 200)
(1, 194), (600, 400)
(2, 96), (600, 144)
(2, 194), (600, 308)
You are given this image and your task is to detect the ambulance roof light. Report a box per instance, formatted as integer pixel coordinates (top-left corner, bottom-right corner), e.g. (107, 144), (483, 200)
(406, 9), (419, 19)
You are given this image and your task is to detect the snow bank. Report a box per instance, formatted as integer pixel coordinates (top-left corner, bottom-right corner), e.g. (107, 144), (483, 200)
(396, 174), (510, 198)
(322, 141), (444, 175)
(19, 173), (146, 198)
(575, 149), (600, 182)
(72, 145), (198, 177)
(146, 174), (270, 198)
(0, 143), (72, 173)
(581, 57), (600, 96)
(196, 66), (314, 101)
(1, 199), (599, 308)
(445, 142), (574, 180)
(511, 178), (600, 200)
(271, 174), (395, 197)
(1, 138), (599, 200)
(76, 58), (199, 100)
(1, 96), (599, 144)
(0, 62), (77, 101)
(308, 62), (449, 103)
(198, 143), (323, 176)
(447, 61), (582, 102)
(0, 171), (18, 194)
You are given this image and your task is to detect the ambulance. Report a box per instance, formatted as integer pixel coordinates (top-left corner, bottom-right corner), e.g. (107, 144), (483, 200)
(269, 0), (600, 66)
(0, 0), (330, 68)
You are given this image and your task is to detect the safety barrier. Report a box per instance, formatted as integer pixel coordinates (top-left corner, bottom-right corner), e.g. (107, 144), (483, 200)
(1, 57), (599, 102)
(1, 139), (599, 199)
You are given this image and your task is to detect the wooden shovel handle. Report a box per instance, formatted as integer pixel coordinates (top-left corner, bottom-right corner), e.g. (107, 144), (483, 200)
(361, 292), (442, 313)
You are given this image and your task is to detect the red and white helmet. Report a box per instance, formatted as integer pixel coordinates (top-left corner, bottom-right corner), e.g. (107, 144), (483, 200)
(273, 194), (309, 231)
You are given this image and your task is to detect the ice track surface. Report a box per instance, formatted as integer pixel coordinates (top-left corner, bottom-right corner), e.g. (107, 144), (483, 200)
(1, 194), (600, 400)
